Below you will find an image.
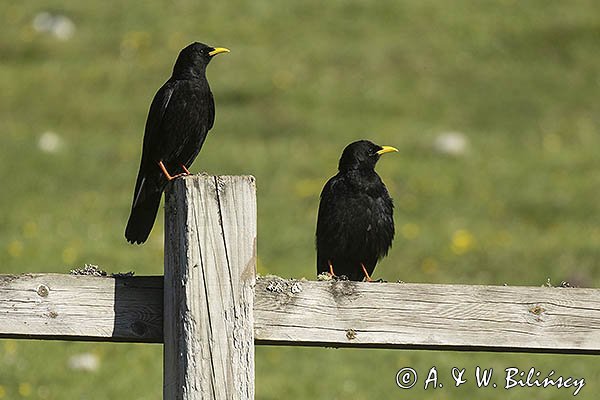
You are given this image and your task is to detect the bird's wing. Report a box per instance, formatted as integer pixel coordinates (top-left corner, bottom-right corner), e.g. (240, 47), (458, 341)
(151, 82), (215, 166)
(141, 81), (177, 160)
(368, 192), (395, 260)
(130, 82), (176, 209)
(207, 92), (215, 131)
(316, 177), (350, 263)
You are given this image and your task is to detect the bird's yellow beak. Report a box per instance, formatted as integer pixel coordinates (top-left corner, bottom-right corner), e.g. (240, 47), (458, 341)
(208, 47), (230, 57)
(376, 145), (399, 155)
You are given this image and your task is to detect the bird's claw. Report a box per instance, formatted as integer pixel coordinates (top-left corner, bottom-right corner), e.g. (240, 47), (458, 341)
(167, 172), (190, 181)
(158, 161), (192, 181)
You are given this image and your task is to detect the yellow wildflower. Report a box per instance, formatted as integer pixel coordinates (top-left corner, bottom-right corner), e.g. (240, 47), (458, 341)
(401, 223), (420, 240)
(451, 229), (475, 255)
(19, 383), (31, 397)
(7, 240), (23, 258)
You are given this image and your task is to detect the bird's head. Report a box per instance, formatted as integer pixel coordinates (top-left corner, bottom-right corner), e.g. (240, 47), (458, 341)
(338, 140), (398, 171)
(173, 42), (229, 77)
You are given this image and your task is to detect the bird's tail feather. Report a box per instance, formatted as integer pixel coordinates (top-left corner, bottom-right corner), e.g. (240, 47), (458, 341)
(125, 189), (162, 244)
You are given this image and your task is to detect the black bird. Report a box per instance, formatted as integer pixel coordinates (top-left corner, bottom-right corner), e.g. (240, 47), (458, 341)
(316, 140), (397, 281)
(125, 42), (229, 244)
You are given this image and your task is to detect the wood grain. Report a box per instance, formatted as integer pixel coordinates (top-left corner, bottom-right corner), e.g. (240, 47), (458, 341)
(1, 274), (598, 355)
(163, 175), (257, 400)
(254, 277), (600, 354)
(0, 274), (162, 342)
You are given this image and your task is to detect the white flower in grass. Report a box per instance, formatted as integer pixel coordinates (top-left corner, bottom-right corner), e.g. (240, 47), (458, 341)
(38, 131), (63, 153)
(32, 12), (76, 41)
(51, 15), (76, 41)
(68, 353), (100, 372)
(433, 131), (469, 156)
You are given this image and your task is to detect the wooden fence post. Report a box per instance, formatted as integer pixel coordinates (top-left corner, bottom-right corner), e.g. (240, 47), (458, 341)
(163, 175), (256, 400)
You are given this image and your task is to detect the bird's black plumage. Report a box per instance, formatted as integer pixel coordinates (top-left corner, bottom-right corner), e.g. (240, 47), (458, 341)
(316, 140), (397, 281)
(125, 42), (229, 244)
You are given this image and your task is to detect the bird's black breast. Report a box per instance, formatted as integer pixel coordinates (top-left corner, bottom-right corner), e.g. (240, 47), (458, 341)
(316, 170), (394, 279)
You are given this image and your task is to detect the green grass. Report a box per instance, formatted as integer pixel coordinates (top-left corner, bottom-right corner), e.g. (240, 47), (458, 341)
(1, 0), (599, 398)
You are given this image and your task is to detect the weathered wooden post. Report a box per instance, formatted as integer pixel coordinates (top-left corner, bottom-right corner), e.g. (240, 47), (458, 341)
(163, 175), (256, 399)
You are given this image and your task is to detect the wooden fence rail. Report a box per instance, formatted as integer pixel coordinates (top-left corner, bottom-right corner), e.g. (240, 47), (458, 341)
(0, 175), (599, 399)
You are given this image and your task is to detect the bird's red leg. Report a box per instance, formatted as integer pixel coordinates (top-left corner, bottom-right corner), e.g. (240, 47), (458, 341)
(158, 161), (174, 180)
(158, 161), (186, 181)
(328, 260), (337, 278)
(179, 163), (191, 175)
(361, 263), (373, 282)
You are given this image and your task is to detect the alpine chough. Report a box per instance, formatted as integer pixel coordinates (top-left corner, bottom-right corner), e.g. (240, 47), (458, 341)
(125, 42), (229, 244)
(316, 140), (397, 281)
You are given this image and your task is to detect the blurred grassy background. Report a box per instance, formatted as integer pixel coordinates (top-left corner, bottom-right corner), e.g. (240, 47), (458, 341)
(1, 0), (599, 399)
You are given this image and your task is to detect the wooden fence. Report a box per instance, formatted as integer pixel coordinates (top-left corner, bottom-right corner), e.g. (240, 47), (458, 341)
(1, 175), (599, 399)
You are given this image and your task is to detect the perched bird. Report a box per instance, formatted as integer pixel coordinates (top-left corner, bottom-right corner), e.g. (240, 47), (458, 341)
(125, 42), (229, 244)
(316, 140), (397, 281)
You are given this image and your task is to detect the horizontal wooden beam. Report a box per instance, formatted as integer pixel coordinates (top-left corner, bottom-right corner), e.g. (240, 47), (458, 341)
(0, 273), (162, 343)
(1, 274), (599, 354)
(254, 277), (600, 354)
